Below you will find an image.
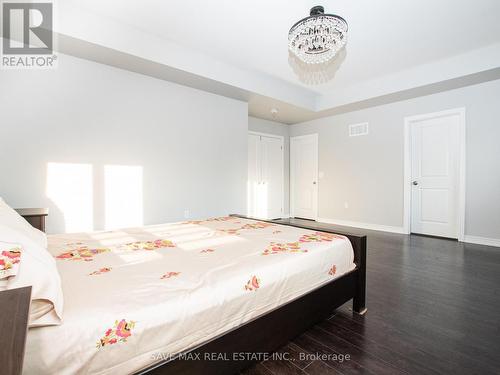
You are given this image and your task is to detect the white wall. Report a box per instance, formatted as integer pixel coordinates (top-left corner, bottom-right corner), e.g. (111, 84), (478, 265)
(0, 53), (248, 233)
(290, 79), (500, 242)
(248, 116), (290, 215)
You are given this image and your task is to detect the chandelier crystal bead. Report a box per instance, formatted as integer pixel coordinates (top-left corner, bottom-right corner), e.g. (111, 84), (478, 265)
(288, 5), (348, 64)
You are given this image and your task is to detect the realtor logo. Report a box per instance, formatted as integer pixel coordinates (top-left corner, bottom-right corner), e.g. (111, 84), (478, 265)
(1, 1), (57, 68)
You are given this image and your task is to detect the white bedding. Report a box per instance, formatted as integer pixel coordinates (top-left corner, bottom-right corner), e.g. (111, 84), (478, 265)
(24, 217), (354, 374)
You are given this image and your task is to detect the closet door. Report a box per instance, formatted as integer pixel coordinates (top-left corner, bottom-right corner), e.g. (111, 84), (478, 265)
(247, 134), (261, 217)
(260, 136), (284, 219)
(247, 133), (284, 220)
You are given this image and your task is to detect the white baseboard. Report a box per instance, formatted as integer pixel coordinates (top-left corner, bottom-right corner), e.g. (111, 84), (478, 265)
(316, 217), (406, 234)
(463, 235), (500, 247)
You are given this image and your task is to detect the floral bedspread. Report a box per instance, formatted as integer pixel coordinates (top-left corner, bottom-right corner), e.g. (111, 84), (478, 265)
(25, 216), (354, 374)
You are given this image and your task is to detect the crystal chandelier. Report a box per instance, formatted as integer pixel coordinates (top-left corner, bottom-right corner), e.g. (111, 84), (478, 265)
(288, 5), (348, 64)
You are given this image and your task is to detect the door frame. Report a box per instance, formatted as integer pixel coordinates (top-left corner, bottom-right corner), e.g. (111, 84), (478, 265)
(403, 108), (466, 241)
(248, 131), (285, 218)
(290, 133), (319, 220)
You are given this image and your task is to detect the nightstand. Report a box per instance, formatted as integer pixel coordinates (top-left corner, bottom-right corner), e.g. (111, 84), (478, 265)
(15, 208), (48, 232)
(0, 286), (31, 375)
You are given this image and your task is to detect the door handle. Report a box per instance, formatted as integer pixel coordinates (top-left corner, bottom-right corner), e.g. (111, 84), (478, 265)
(412, 181), (419, 186)
(312, 181), (317, 185)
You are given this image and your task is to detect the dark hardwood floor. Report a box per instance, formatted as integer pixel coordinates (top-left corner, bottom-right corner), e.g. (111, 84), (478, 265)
(242, 219), (500, 375)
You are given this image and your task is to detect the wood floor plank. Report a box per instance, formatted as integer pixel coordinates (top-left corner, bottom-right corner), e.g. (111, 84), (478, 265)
(318, 319), (440, 375)
(334, 303), (500, 373)
(285, 343), (314, 370)
(293, 333), (376, 375)
(303, 360), (343, 375)
(260, 357), (305, 375)
(304, 327), (405, 375)
(242, 363), (275, 375)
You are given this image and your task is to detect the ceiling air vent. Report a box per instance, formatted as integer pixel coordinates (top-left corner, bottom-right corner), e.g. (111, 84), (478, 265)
(349, 122), (369, 137)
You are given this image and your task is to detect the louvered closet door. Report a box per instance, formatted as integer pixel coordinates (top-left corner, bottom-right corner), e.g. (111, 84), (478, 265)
(247, 134), (284, 219)
(260, 136), (284, 219)
(247, 134), (261, 217)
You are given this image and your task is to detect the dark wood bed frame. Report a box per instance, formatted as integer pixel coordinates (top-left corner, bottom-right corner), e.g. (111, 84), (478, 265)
(138, 215), (367, 375)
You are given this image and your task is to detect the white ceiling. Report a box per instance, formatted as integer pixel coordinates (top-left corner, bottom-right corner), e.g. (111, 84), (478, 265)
(56, 0), (500, 123)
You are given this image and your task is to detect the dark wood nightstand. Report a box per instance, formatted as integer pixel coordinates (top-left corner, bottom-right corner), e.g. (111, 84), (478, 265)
(0, 286), (31, 375)
(15, 208), (48, 232)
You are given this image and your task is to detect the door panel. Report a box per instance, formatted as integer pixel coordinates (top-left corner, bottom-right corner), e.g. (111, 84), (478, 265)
(247, 134), (283, 220)
(420, 189), (449, 223)
(260, 136), (284, 219)
(411, 115), (459, 238)
(247, 134), (260, 217)
(291, 134), (318, 220)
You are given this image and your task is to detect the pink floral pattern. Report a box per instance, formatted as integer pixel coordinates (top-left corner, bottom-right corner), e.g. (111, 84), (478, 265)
(57, 239), (175, 261)
(89, 267), (112, 276)
(328, 265), (337, 276)
(56, 247), (110, 261)
(200, 248), (215, 253)
(218, 228), (240, 235)
(65, 242), (84, 246)
(186, 216), (235, 225)
(96, 319), (136, 349)
(245, 275), (261, 291)
(241, 222), (274, 230)
(0, 247), (21, 278)
(299, 231), (342, 243)
(161, 272), (181, 279)
(124, 239), (175, 251)
(216, 221), (275, 236)
(262, 242), (307, 255)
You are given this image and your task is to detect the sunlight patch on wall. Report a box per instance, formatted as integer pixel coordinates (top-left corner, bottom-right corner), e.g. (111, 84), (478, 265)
(46, 162), (93, 233)
(104, 165), (143, 230)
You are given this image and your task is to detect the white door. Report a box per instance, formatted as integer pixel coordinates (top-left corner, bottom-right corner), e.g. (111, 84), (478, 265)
(247, 134), (261, 217)
(247, 133), (284, 219)
(291, 134), (318, 220)
(260, 136), (284, 219)
(410, 114), (460, 238)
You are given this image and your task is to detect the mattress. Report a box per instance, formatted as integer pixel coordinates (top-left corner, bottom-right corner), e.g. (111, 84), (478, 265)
(24, 216), (355, 374)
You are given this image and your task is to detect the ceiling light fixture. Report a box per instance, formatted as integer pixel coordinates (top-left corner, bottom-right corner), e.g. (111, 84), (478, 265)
(288, 5), (348, 64)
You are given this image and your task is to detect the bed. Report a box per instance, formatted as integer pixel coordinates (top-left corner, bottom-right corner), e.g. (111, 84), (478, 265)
(23, 215), (366, 375)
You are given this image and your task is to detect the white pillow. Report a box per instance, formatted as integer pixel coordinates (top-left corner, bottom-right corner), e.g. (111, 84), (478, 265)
(0, 198), (47, 248)
(0, 224), (63, 327)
